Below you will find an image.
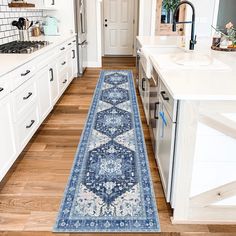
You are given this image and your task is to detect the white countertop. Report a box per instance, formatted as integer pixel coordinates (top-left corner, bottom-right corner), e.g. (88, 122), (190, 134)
(138, 36), (236, 101)
(137, 36), (183, 48)
(0, 34), (76, 78)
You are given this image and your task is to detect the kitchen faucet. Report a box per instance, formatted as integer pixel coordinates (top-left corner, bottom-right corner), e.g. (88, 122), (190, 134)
(172, 0), (197, 50)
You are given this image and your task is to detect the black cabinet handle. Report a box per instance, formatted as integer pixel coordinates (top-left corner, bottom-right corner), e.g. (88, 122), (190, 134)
(68, 43), (72, 46)
(26, 120), (35, 129)
(161, 91), (169, 101)
(60, 47), (65, 51)
(0, 87), (3, 92)
(61, 61), (66, 66)
(51, 0), (55, 5)
(23, 92), (33, 100)
(21, 70), (31, 76)
(72, 49), (75, 59)
(63, 79), (67, 84)
(49, 68), (54, 82)
(73, 40), (76, 43)
(105, 24), (108, 27)
(154, 102), (160, 119)
(142, 78), (145, 91)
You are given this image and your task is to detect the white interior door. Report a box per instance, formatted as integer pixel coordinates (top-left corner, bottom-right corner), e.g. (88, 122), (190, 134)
(103, 0), (134, 55)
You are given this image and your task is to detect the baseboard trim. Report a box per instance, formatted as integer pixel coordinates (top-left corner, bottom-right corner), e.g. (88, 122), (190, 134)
(87, 61), (102, 67)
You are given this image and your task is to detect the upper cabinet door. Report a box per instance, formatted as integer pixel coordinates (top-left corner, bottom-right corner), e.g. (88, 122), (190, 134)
(155, 0), (186, 36)
(30, 0), (57, 9)
(44, 0), (57, 9)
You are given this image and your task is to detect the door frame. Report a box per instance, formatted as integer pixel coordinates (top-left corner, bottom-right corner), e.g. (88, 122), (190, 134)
(101, 0), (139, 56)
(212, 0), (220, 35)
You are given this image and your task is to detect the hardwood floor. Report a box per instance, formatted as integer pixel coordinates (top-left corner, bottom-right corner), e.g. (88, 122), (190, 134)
(0, 57), (235, 235)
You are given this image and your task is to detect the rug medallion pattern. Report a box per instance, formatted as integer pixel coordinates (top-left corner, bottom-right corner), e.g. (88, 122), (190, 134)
(54, 71), (160, 232)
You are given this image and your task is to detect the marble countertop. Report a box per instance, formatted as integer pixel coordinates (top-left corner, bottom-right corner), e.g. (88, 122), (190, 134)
(0, 34), (76, 78)
(138, 36), (236, 101)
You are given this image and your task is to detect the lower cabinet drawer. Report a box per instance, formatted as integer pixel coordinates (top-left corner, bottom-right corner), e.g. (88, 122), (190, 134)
(58, 55), (68, 73)
(12, 78), (37, 122)
(0, 78), (12, 101)
(59, 70), (68, 94)
(15, 104), (40, 150)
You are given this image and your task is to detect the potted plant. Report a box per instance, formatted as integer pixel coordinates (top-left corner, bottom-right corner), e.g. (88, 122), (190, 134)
(226, 22), (236, 47)
(162, 0), (180, 23)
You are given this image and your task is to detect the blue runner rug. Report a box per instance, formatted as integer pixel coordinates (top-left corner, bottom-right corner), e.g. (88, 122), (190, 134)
(54, 70), (160, 232)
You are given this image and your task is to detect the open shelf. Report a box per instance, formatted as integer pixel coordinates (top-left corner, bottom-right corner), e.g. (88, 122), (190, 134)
(8, 2), (35, 8)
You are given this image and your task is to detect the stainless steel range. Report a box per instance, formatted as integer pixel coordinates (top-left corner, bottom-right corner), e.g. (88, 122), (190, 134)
(0, 41), (50, 54)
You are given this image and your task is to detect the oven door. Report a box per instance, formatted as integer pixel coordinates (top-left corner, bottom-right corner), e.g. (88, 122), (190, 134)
(148, 74), (159, 153)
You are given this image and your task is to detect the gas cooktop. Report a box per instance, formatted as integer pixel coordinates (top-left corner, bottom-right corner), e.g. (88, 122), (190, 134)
(0, 41), (50, 54)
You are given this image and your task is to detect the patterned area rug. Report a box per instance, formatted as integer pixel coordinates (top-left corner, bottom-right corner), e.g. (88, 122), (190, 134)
(54, 70), (160, 232)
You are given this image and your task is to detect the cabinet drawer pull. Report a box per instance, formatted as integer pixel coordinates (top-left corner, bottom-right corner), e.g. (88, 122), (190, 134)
(60, 47), (65, 51)
(63, 79), (67, 84)
(23, 92), (33, 100)
(72, 49), (76, 59)
(73, 40), (76, 42)
(21, 70), (31, 76)
(49, 68), (54, 82)
(154, 102), (160, 120)
(142, 78), (145, 91)
(161, 91), (169, 101)
(26, 120), (35, 129)
(68, 43), (72, 46)
(51, 0), (55, 5)
(61, 61), (66, 66)
(0, 87), (4, 92)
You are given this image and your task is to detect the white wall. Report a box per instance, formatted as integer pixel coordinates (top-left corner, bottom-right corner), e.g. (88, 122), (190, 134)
(185, 0), (216, 38)
(45, 0), (75, 35)
(138, 0), (156, 36)
(86, 0), (102, 67)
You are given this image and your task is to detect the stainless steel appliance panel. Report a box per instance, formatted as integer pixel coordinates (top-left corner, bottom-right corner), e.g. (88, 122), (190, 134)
(78, 40), (88, 75)
(74, 0), (87, 76)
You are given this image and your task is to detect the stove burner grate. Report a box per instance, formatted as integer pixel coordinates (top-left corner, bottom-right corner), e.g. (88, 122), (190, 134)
(0, 41), (50, 54)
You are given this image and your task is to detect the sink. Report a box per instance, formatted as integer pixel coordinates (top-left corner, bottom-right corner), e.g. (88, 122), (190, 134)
(140, 47), (184, 77)
(172, 52), (213, 67)
(151, 50), (230, 71)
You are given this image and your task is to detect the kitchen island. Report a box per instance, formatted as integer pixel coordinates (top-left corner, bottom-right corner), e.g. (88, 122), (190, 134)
(137, 36), (236, 224)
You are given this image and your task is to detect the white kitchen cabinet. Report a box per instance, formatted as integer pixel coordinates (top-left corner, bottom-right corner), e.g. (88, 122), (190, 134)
(43, 0), (57, 9)
(67, 50), (73, 83)
(138, 65), (149, 123)
(30, 0), (57, 9)
(57, 54), (69, 95)
(48, 63), (59, 105)
(0, 95), (17, 181)
(37, 67), (53, 121)
(0, 36), (76, 182)
(15, 103), (40, 151)
(11, 77), (37, 122)
(72, 45), (78, 78)
(58, 70), (69, 95)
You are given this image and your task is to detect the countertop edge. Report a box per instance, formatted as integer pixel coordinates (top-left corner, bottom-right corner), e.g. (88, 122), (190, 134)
(0, 34), (76, 78)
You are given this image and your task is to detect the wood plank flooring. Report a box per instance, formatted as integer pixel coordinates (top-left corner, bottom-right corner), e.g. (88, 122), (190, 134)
(0, 57), (235, 235)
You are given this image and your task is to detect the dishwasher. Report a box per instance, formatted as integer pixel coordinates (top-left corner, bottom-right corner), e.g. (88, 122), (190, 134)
(156, 80), (178, 205)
